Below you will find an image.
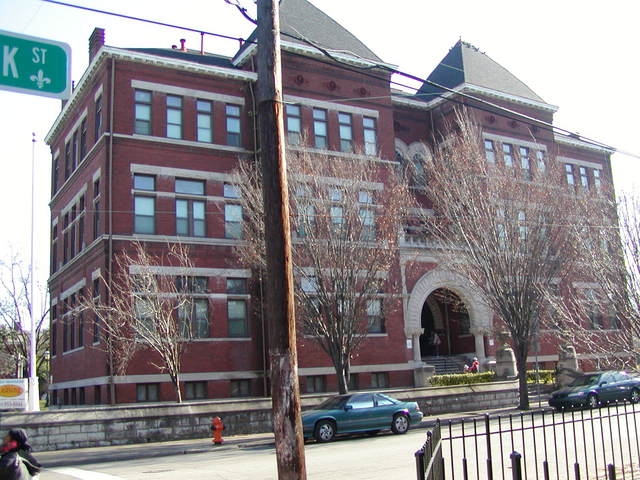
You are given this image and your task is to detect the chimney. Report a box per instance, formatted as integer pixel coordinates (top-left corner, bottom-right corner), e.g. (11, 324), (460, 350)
(89, 28), (105, 61)
(179, 38), (187, 52)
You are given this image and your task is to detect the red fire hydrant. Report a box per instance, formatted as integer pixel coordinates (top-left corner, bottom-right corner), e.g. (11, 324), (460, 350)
(211, 416), (224, 445)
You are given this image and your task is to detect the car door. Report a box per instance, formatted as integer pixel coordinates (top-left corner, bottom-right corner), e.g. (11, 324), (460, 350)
(343, 393), (375, 432)
(597, 372), (618, 403)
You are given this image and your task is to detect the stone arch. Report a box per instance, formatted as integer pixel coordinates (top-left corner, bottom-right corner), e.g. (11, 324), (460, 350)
(406, 268), (492, 338)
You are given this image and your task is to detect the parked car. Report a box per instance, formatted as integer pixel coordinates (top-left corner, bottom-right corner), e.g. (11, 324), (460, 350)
(548, 371), (640, 411)
(302, 392), (424, 442)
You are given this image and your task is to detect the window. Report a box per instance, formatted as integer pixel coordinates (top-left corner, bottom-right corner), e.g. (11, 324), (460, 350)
(296, 203), (315, 238)
(95, 95), (103, 141)
(579, 166), (589, 189)
(593, 169), (602, 190)
(367, 299), (384, 333)
(179, 299), (209, 338)
(227, 299), (247, 337)
(196, 100), (212, 142)
(359, 208), (375, 241)
(231, 380), (251, 397)
(80, 119), (87, 160)
(226, 278), (247, 294)
(585, 289), (603, 329)
(223, 183), (240, 199)
(348, 393), (374, 409)
(306, 376), (326, 394)
(185, 381), (207, 400)
(371, 372), (389, 388)
(518, 211), (527, 241)
(496, 209), (506, 250)
(51, 225), (58, 273)
(519, 147), (531, 180)
(134, 174), (155, 191)
(330, 205), (344, 235)
(175, 179), (206, 237)
(93, 178), (100, 239)
(134, 297), (155, 334)
(502, 143), (513, 167)
(50, 307), (57, 356)
(136, 383), (159, 402)
(134, 190), (155, 235)
(286, 104), (301, 145)
(313, 108), (327, 149)
(363, 117), (377, 155)
(166, 95), (183, 139)
(358, 191), (373, 204)
(176, 276), (208, 293)
(72, 131), (78, 170)
(338, 112), (353, 152)
(224, 204), (242, 239)
(536, 150), (546, 173)
(484, 139), (496, 163)
(52, 156), (59, 194)
(64, 141), (72, 180)
(77, 195), (85, 252)
(226, 104), (241, 146)
(565, 164), (575, 186)
(134, 90), (152, 135)
(92, 278), (100, 343)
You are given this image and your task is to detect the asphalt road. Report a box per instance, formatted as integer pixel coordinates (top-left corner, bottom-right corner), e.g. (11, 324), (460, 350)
(39, 428), (427, 479)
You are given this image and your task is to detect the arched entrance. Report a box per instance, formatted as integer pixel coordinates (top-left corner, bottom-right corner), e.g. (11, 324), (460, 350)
(419, 288), (474, 358)
(405, 268), (493, 363)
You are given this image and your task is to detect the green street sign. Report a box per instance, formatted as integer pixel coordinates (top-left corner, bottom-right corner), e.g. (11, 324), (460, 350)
(0, 29), (71, 100)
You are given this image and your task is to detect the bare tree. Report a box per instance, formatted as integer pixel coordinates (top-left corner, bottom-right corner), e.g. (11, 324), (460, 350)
(82, 242), (202, 403)
(238, 148), (411, 394)
(549, 189), (639, 369)
(0, 255), (49, 386)
(419, 111), (587, 409)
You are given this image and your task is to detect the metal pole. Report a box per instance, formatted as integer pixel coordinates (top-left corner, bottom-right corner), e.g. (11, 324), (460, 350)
(28, 132), (40, 412)
(256, 1), (306, 478)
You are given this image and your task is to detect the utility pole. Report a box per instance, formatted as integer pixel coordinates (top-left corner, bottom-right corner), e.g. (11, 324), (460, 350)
(255, 1), (307, 479)
(28, 132), (40, 412)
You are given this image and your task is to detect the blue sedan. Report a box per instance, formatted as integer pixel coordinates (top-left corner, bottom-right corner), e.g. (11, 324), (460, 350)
(549, 371), (640, 411)
(302, 392), (424, 442)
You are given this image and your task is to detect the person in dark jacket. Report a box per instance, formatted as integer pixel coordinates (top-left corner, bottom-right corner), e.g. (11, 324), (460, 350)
(0, 429), (41, 479)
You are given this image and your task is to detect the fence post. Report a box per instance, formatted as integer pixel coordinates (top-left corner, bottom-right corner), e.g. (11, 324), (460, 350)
(510, 451), (522, 480)
(485, 413), (493, 480)
(415, 447), (425, 480)
(607, 464), (616, 480)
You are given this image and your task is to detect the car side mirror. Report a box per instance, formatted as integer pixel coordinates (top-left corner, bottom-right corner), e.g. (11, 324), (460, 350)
(344, 405), (353, 411)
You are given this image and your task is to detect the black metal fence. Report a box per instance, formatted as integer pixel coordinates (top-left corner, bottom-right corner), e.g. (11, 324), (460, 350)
(416, 403), (640, 480)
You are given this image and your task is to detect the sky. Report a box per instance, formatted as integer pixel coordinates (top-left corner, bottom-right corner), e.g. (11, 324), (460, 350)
(0, 0), (638, 298)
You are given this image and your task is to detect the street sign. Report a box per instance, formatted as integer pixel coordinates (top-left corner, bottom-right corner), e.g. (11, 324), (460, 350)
(0, 29), (71, 100)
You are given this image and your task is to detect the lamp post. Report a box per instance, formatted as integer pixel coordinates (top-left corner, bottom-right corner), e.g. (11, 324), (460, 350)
(28, 132), (40, 412)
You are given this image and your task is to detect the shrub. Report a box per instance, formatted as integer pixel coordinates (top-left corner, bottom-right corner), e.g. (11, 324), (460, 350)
(430, 371), (496, 387)
(526, 369), (555, 384)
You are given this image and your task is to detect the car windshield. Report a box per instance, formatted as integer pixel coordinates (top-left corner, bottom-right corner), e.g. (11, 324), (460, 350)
(570, 374), (602, 387)
(316, 396), (348, 410)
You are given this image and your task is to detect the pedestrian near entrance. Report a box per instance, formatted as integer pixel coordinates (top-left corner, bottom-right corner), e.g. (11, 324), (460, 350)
(0, 429), (41, 479)
(431, 331), (442, 356)
(468, 357), (479, 373)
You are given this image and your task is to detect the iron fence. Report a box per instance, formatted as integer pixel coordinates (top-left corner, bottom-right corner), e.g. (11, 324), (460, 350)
(416, 403), (640, 480)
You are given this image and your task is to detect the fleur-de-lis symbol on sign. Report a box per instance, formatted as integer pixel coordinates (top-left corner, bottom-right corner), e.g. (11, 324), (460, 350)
(30, 70), (52, 89)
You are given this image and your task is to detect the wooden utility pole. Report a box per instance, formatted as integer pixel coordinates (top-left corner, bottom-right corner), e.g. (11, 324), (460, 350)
(255, 0), (307, 478)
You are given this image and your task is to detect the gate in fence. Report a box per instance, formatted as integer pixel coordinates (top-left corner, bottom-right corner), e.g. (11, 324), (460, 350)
(415, 403), (640, 480)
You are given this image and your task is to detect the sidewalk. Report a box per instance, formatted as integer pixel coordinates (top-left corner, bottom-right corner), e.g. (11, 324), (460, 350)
(37, 404), (547, 468)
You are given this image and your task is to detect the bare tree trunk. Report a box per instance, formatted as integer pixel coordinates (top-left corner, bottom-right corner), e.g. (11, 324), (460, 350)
(515, 344), (530, 410)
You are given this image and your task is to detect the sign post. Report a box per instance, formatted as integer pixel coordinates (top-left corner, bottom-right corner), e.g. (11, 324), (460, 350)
(0, 29), (71, 99)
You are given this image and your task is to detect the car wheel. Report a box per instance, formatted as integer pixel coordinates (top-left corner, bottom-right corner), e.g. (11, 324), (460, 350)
(587, 394), (598, 409)
(630, 388), (640, 404)
(391, 413), (409, 434)
(314, 420), (336, 443)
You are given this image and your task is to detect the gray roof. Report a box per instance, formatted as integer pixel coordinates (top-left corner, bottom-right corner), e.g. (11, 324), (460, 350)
(418, 41), (546, 104)
(235, 0), (383, 64)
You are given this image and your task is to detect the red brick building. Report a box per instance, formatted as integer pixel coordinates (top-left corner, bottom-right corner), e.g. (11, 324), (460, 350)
(46, 0), (613, 405)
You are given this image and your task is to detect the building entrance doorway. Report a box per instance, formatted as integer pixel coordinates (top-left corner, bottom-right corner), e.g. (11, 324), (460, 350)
(419, 288), (474, 358)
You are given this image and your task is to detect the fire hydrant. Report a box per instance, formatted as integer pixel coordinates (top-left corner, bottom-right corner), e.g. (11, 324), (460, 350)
(211, 416), (224, 445)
